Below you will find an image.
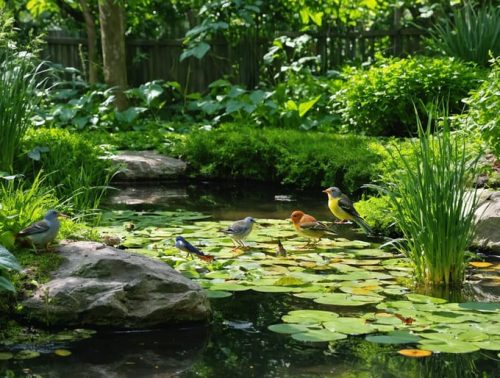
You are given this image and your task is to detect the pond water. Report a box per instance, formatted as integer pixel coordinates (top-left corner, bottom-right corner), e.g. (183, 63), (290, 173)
(2, 182), (499, 377)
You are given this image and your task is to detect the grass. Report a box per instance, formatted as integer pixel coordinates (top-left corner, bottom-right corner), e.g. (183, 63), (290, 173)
(430, 2), (500, 66)
(0, 18), (44, 173)
(371, 108), (482, 286)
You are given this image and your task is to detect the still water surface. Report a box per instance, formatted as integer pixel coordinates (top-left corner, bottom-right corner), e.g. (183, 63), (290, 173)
(2, 182), (499, 377)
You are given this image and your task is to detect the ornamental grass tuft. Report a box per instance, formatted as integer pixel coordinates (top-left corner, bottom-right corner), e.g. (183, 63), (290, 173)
(373, 108), (482, 287)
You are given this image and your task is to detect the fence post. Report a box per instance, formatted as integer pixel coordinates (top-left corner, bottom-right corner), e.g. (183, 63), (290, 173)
(393, 7), (402, 56)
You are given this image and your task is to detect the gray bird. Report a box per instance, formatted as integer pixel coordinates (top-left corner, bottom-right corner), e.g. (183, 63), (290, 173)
(16, 210), (63, 252)
(221, 216), (256, 249)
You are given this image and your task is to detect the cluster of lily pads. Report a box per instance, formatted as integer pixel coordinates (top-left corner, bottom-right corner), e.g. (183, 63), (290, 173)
(97, 210), (500, 357)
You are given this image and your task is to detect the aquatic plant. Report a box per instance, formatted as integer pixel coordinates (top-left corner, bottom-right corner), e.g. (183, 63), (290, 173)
(0, 245), (21, 292)
(0, 17), (44, 173)
(372, 109), (482, 286)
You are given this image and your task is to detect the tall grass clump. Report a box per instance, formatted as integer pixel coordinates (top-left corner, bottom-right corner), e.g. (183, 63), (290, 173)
(374, 108), (482, 287)
(0, 17), (43, 173)
(429, 2), (500, 66)
(0, 172), (58, 249)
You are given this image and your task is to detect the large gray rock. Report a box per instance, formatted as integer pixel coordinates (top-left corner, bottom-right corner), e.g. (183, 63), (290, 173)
(472, 191), (500, 254)
(109, 151), (187, 181)
(22, 241), (211, 328)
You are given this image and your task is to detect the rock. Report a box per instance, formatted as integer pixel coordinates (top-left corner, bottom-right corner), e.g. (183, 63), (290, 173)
(108, 151), (187, 181)
(472, 191), (500, 255)
(22, 241), (211, 328)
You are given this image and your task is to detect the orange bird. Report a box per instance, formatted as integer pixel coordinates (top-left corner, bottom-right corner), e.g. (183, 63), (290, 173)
(289, 210), (336, 247)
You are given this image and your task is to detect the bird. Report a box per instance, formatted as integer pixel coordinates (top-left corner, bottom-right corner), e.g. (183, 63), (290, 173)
(220, 216), (256, 249)
(16, 209), (64, 252)
(289, 210), (336, 247)
(174, 236), (214, 262)
(322, 187), (372, 235)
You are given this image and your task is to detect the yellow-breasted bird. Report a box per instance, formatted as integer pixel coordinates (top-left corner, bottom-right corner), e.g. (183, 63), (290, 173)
(289, 210), (335, 247)
(322, 187), (372, 235)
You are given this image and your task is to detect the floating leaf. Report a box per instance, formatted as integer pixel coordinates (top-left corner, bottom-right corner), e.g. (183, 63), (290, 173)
(406, 294), (447, 304)
(468, 262), (493, 268)
(398, 349), (432, 358)
(206, 290), (232, 298)
(268, 323), (310, 334)
(418, 339), (480, 354)
(15, 350), (40, 360)
(283, 310), (339, 324)
(473, 339), (500, 351)
(292, 330), (347, 343)
(0, 352), (13, 360)
(273, 276), (306, 286)
(458, 302), (500, 312)
(250, 286), (299, 293)
(323, 318), (375, 335)
(366, 331), (421, 345)
(54, 349), (72, 357)
(315, 293), (384, 306)
(209, 283), (250, 291)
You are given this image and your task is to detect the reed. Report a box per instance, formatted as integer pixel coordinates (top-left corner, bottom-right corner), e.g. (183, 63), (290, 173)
(375, 108), (481, 286)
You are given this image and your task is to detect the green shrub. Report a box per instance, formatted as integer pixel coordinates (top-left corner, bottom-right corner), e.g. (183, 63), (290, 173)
(176, 124), (382, 192)
(429, 2), (500, 67)
(463, 57), (500, 156)
(355, 196), (398, 236)
(336, 57), (485, 136)
(18, 129), (115, 211)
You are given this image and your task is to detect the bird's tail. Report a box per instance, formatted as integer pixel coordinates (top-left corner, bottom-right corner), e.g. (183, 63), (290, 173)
(354, 216), (373, 235)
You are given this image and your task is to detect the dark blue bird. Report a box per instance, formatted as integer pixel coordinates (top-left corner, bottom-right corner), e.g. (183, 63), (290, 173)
(175, 236), (214, 262)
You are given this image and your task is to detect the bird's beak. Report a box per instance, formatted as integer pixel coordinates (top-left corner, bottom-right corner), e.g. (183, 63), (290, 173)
(322, 189), (329, 193)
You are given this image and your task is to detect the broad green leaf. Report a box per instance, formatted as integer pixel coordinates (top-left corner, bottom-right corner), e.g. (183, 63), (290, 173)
(268, 323), (310, 334)
(366, 331), (421, 345)
(292, 330), (347, 343)
(406, 294), (447, 304)
(298, 96), (321, 117)
(323, 318), (375, 335)
(283, 310), (339, 324)
(418, 339), (480, 354)
(458, 302), (500, 312)
(206, 290), (232, 298)
(209, 283), (250, 291)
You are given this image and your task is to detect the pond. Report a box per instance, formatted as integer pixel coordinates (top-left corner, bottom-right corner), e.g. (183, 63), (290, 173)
(1, 182), (499, 377)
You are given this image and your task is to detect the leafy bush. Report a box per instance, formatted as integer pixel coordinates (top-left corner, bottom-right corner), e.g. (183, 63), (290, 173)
(0, 245), (21, 292)
(429, 2), (500, 67)
(18, 129), (115, 211)
(463, 57), (500, 155)
(355, 196), (398, 236)
(176, 124), (382, 191)
(335, 57), (485, 136)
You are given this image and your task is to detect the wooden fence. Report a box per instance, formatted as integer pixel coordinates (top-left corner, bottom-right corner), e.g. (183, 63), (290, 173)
(44, 28), (425, 92)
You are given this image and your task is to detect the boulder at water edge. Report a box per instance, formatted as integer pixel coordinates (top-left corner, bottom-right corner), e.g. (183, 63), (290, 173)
(108, 151), (187, 181)
(472, 191), (500, 255)
(22, 241), (211, 328)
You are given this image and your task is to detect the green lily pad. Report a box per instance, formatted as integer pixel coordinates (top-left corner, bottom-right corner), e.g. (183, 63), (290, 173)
(208, 283), (250, 291)
(15, 350), (41, 360)
(406, 294), (447, 304)
(323, 318), (375, 335)
(283, 310), (339, 324)
(418, 339), (480, 354)
(0, 352), (13, 360)
(292, 330), (348, 343)
(366, 331), (421, 344)
(273, 276), (306, 286)
(54, 349), (72, 357)
(268, 323), (311, 334)
(458, 302), (500, 312)
(315, 293), (384, 306)
(473, 339), (500, 351)
(250, 286), (299, 293)
(206, 290), (233, 298)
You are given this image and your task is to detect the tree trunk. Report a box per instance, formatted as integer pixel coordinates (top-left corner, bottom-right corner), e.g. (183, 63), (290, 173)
(98, 0), (128, 110)
(80, 0), (98, 84)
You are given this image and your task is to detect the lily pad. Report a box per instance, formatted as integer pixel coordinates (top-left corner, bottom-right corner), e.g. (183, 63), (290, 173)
(206, 290), (233, 298)
(15, 350), (41, 360)
(366, 331), (421, 345)
(323, 318), (375, 335)
(0, 352), (13, 360)
(315, 293), (384, 306)
(268, 323), (310, 334)
(283, 310), (339, 324)
(209, 283), (250, 291)
(418, 339), (480, 354)
(292, 330), (348, 343)
(406, 294), (447, 304)
(458, 302), (500, 312)
(54, 349), (72, 357)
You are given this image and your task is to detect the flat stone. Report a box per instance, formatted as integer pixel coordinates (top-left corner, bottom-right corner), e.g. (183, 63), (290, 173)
(109, 151), (187, 181)
(472, 191), (500, 255)
(22, 241), (211, 328)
